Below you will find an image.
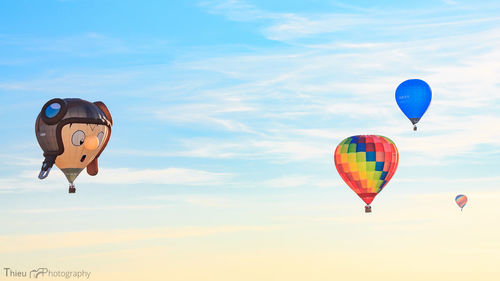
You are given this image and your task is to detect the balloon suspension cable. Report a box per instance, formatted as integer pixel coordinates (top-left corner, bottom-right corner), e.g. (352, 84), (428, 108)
(413, 125), (417, 131)
(365, 205), (372, 213)
(68, 183), (76, 194)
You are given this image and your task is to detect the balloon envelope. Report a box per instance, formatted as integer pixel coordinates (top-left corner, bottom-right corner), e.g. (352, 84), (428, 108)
(334, 135), (399, 207)
(35, 98), (113, 193)
(455, 194), (468, 210)
(395, 79), (432, 128)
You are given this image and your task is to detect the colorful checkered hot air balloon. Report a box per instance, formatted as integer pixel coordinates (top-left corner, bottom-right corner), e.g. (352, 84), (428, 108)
(455, 195), (467, 211)
(334, 135), (399, 213)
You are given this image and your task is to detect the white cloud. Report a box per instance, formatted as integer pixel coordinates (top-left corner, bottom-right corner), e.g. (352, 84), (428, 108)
(262, 175), (312, 188)
(78, 167), (231, 186)
(153, 102), (257, 133)
(201, 0), (374, 41)
(4, 204), (168, 214)
(0, 154), (41, 167)
(201, 0), (500, 42)
(141, 194), (231, 207)
(1, 167), (231, 192)
(262, 13), (370, 41)
(0, 224), (284, 253)
(262, 175), (340, 189)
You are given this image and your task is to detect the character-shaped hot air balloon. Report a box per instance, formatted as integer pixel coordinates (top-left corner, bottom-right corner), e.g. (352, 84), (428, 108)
(455, 194), (468, 211)
(395, 79), (432, 131)
(36, 98), (113, 193)
(334, 135), (399, 213)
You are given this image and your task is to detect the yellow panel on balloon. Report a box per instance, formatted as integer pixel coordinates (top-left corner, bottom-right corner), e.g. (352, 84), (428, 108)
(347, 153), (357, 163)
(365, 171), (373, 181)
(356, 152), (366, 162)
(358, 170), (367, 180)
(349, 162), (358, 172)
(341, 153), (348, 163)
(367, 179), (376, 189)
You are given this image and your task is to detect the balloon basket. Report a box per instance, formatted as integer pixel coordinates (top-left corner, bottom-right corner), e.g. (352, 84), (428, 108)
(413, 125), (417, 131)
(365, 205), (372, 213)
(68, 183), (76, 194)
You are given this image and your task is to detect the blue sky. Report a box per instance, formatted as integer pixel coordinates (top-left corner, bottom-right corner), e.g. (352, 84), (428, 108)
(1, 1), (500, 280)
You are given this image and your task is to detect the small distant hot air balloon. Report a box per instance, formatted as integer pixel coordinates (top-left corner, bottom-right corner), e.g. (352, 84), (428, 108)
(334, 135), (399, 213)
(36, 98), (113, 193)
(395, 79), (432, 131)
(455, 195), (468, 211)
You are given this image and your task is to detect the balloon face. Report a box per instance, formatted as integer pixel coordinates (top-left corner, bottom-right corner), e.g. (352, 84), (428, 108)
(334, 135), (399, 211)
(55, 123), (110, 183)
(395, 79), (432, 130)
(455, 195), (467, 210)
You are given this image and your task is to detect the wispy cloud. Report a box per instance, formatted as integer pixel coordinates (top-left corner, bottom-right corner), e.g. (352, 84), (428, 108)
(0, 32), (172, 58)
(0, 224), (284, 253)
(4, 204), (168, 214)
(201, 0), (500, 42)
(0, 167), (231, 192)
(200, 0), (372, 41)
(442, 0), (458, 5)
(262, 175), (339, 188)
(50, 167), (230, 186)
(153, 102), (257, 133)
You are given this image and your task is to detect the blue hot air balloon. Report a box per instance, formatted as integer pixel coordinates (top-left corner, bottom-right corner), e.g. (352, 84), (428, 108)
(395, 79), (432, 131)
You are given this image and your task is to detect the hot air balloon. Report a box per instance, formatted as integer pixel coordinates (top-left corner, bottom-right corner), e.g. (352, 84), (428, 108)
(334, 135), (399, 213)
(455, 194), (467, 211)
(36, 98), (113, 193)
(395, 79), (432, 131)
